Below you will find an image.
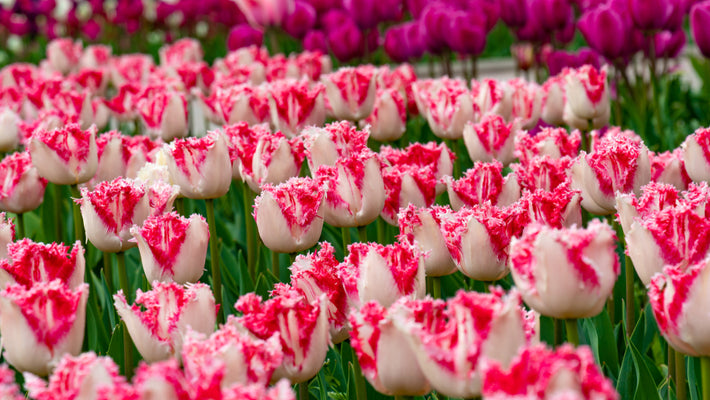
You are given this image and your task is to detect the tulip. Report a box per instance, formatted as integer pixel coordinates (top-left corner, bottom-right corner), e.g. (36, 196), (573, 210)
(578, 3), (630, 60)
(254, 177), (325, 253)
(304, 30), (328, 53)
(283, 1), (316, 39)
(563, 65), (610, 128)
(46, 38), (82, 75)
(0, 239), (84, 290)
(216, 84), (270, 126)
(93, 131), (129, 186)
(507, 78), (543, 129)
(361, 89), (407, 142)
(0, 365), (21, 400)
(515, 127), (581, 165)
(228, 24), (265, 51)
(628, 0), (674, 31)
(289, 242), (350, 343)
(268, 80), (325, 137)
(615, 181), (682, 237)
(540, 74), (566, 126)
(692, 2), (710, 58)
(79, 44), (112, 70)
(394, 290), (530, 398)
(103, 82), (141, 122)
(234, 285), (329, 383)
(241, 129), (305, 193)
(472, 78), (512, 121)
(326, 17), (365, 62)
(499, 0), (528, 27)
(349, 300), (432, 396)
(339, 240), (426, 308)
(0, 280), (88, 376)
(0, 151), (47, 214)
(507, 186), (583, 231)
(442, 203), (511, 281)
(136, 88), (189, 142)
(132, 212), (209, 284)
(114, 282), (217, 362)
(159, 38), (203, 68)
(682, 127), (710, 183)
(446, 161), (520, 210)
(398, 205), (457, 277)
(509, 220), (619, 319)
(182, 324), (284, 388)
(315, 149), (385, 227)
(0, 213), (13, 259)
(447, 12), (487, 57)
(78, 177), (150, 253)
(0, 108), (20, 152)
(571, 131), (651, 215)
(234, 0), (295, 27)
(512, 155), (574, 192)
(321, 66), (377, 121)
(481, 344), (619, 400)
(164, 132), (232, 199)
(650, 149), (691, 190)
(380, 141), (455, 194)
(412, 77), (474, 139)
(28, 123), (98, 186)
(222, 380), (297, 400)
(133, 359), (190, 400)
(135, 164), (181, 217)
(381, 164), (437, 225)
(463, 114), (519, 165)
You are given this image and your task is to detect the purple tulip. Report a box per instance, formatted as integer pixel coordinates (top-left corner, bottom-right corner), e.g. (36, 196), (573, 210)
(343, 0), (378, 30)
(304, 0), (342, 13)
(692, 1), (710, 58)
(578, 3), (629, 60)
(530, 0), (573, 32)
(500, 0), (528, 28)
(446, 12), (487, 56)
(627, 0), (674, 31)
(421, 4), (450, 54)
(320, 9), (351, 33)
(516, 8), (549, 42)
(406, 0), (428, 19)
(375, 0), (404, 24)
(650, 30), (686, 58)
(304, 30), (329, 52)
(227, 24), (264, 51)
(664, 0), (686, 30)
(327, 18), (364, 61)
(283, 1), (316, 39)
(546, 48), (600, 75)
(82, 20), (102, 40)
(384, 25), (410, 62)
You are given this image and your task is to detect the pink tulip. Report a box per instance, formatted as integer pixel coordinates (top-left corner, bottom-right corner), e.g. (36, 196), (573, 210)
(159, 38), (204, 68)
(316, 149), (385, 227)
(268, 80), (325, 138)
(0, 365), (21, 400)
(0, 213), (13, 259)
(339, 240), (425, 308)
(321, 66), (377, 121)
(254, 177), (325, 253)
(0, 108), (21, 152)
(222, 380), (296, 400)
(136, 87), (189, 142)
(512, 155), (574, 192)
(234, 285), (329, 383)
(682, 127), (710, 183)
(0, 151), (47, 214)
(361, 88), (407, 142)
(235, 0), (295, 27)
(463, 114), (520, 165)
(25, 352), (135, 399)
(182, 323), (283, 388)
(216, 84), (270, 126)
(378, 64), (418, 115)
(349, 300), (432, 396)
(472, 78), (512, 120)
(46, 38), (82, 75)
(398, 204), (457, 277)
(443, 203), (511, 281)
(412, 77), (474, 139)
(381, 164), (437, 225)
(114, 282), (217, 362)
(507, 186), (583, 231)
(110, 54), (155, 87)
(0, 239), (84, 290)
(0, 280), (88, 375)
(571, 130), (651, 215)
(133, 359), (190, 400)
(29, 123), (98, 185)
(514, 127), (581, 165)
(395, 290), (531, 398)
(240, 128), (305, 192)
(615, 181), (682, 237)
(563, 65), (610, 129)
(481, 344), (619, 400)
(164, 132), (232, 199)
(289, 242), (350, 343)
(78, 177), (150, 253)
(132, 212), (209, 284)
(445, 161), (520, 210)
(509, 220), (619, 318)
(79, 44), (112, 70)
(303, 121), (369, 170)
(380, 141), (455, 194)
(650, 149), (691, 190)
(508, 78), (543, 129)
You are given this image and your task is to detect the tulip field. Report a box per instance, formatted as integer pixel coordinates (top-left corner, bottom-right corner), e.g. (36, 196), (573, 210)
(4, 0), (710, 400)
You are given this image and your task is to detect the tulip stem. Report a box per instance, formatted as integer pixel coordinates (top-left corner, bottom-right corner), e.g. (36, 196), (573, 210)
(116, 251), (134, 379)
(70, 185), (84, 243)
(299, 380), (310, 400)
(624, 254), (636, 336)
(357, 225), (367, 243)
(14, 213), (23, 239)
(701, 357), (710, 400)
(668, 346), (676, 390)
(103, 252), (114, 294)
(565, 319), (579, 346)
(554, 318), (563, 346)
(205, 198), (223, 324)
(342, 227), (351, 252)
(351, 344), (367, 400)
(430, 276), (441, 299)
(676, 352), (687, 400)
(242, 184), (257, 280)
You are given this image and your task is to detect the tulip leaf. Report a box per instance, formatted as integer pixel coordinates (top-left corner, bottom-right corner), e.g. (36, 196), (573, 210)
(584, 309), (620, 376)
(629, 340), (662, 400)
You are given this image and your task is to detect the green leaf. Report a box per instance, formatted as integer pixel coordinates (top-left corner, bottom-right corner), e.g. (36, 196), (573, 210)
(629, 340), (662, 400)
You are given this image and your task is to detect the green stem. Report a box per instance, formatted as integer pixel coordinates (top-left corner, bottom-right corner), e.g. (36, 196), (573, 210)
(565, 319), (579, 346)
(272, 250), (280, 278)
(444, 138), (460, 178)
(175, 197), (185, 216)
(70, 185), (84, 243)
(242, 183), (257, 280)
(14, 213), (23, 239)
(676, 352), (687, 400)
(103, 252), (114, 294)
(205, 199), (223, 324)
(341, 227), (351, 253)
(377, 218), (385, 245)
(357, 225), (367, 243)
(701, 356), (710, 400)
(580, 130), (590, 154)
(53, 184), (63, 242)
(430, 276), (441, 299)
(625, 254), (636, 336)
(116, 251), (134, 379)
(554, 318), (563, 347)
(351, 344), (367, 400)
(669, 346), (676, 396)
(299, 379), (310, 400)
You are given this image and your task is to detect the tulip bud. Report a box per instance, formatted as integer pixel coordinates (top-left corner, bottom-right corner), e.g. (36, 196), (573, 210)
(692, 2), (710, 58)
(136, 88), (189, 142)
(254, 177), (325, 253)
(412, 77), (474, 139)
(0, 108), (20, 152)
(0, 280), (88, 375)
(512, 155), (574, 192)
(540, 74), (566, 126)
(159, 38), (203, 68)
(79, 44), (112, 70)
(0, 151), (47, 214)
(235, 0), (294, 27)
(509, 221), (619, 319)
(472, 78), (512, 121)
(361, 89), (407, 142)
(515, 127), (580, 165)
(242, 129), (305, 193)
(380, 141), (455, 195)
(508, 78), (542, 129)
(268, 80), (325, 138)
(289, 242), (350, 343)
(394, 290), (530, 398)
(215, 84), (270, 126)
(682, 127), (710, 183)
(507, 186), (583, 232)
(303, 121), (369, 171)
(481, 344), (619, 400)
(133, 359), (190, 400)
(46, 38), (82, 75)
(650, 149), (691, 190)
(579, 3), (630, 60)
(463, 114), (520, 166)
(398, 205), (457, 277)
(571, 131), (651, 215)
(563, 65), (610, 126)
(381, 164), (437, 225)
(339, 240), (426, 308)
(164, 132), (232, 199)
(114, 282), (217, 362)
(322, 66), (377, 121)
(445, 161), (520, 210)
(29, 123), (98, 185)
(234, 285), (329, 384)
(628, 0), (674, 31)
(349, 300), (432, 396)
(0, 239), (84, 290)
(132, 212), (209, 284)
